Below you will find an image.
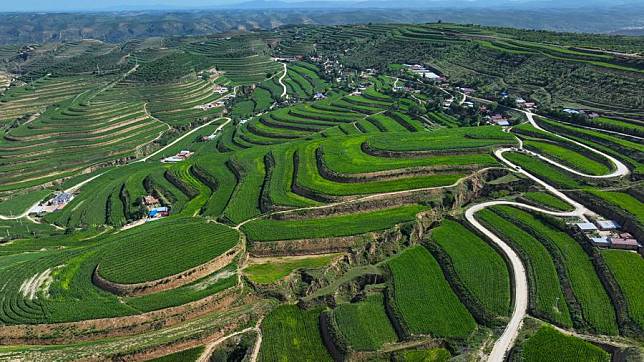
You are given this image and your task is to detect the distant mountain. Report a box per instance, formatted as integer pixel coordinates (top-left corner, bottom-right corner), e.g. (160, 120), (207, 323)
(226, 0), (642, 10)
(3, 0), (643, 13)
(0, 4), (642, 45)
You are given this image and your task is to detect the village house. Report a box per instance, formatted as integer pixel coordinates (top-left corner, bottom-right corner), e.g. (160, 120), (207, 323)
(51, 192), (73, 206)
(610, 237), (640, 250)
(313, 92), (326, 100)
(458, 87), (475, 95)
(213, 85), (228, 94)
(148, 206), (169, 219)
(161, 150), (193, 163)
(596, 219), (620, 231)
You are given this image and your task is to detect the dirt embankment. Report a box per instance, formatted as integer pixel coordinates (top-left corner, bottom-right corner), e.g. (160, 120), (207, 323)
(248, 235), (365, 257)
(278, 168), (509, 222)
(111, 315), (249, 362)
(93, 247), (240, 297)
(248, 168), (511, 258)
(0, 287), (241, 345)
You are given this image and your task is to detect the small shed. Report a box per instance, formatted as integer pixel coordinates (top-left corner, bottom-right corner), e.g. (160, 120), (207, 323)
(610, 238), (640, 251)
(575, 222), (598, 231)
(590, 237), (610, 247)
(51, 192), (72, 206)
(596, 220), (620, 230)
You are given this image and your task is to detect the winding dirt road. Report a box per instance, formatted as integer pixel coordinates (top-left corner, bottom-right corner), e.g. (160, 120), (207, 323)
(524, 112), (630, 179)
(278, 63), (288, 98)
(466, 111), (630, 362)
(137, 117), (231, 163)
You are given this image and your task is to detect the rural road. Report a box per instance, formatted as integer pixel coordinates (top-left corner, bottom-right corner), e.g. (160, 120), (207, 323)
(196, 317), (263, 362)
(278, 63), (288, 98)
(524, 111), (630, 179)
(466, 110), (630, 361)
(136, 117), (231, 163)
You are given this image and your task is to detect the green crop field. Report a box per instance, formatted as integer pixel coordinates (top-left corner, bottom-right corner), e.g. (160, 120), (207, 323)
(431, 220), (511, 317)
(243, 205), (426, 242)
(521, 192), (574, 211)
(586, 190), (643, 224)
(386, 245), (477, 338)
(98, 217), (238, 283)
(518, 326), (610, 362)
(505, 152), (581, 189)
(332, 293), (398, 351)
(259, 305), (332, 362)
(476, 209), (573, 327)
(601, 250), (644, 329)
(496, 207), (618, 335)
(523, 140), (611, 176)
(396, 348), (451, 362)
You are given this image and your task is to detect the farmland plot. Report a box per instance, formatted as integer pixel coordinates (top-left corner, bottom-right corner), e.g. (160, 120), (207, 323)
(259, 305), (332, 362)
(386, 245), (477, 338)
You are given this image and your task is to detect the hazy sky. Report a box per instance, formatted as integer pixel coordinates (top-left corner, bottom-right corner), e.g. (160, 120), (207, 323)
(0, 0), (627, 12)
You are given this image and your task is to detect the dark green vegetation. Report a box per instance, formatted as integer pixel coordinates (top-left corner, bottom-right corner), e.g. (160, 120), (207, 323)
(430, 220), (511, 317)
(386, 245), (477, 338)
(150, 347), (204, 362)
(517, 326), (610, 362)
(331, 294), (398, 351)
(260, 305), (332, 362)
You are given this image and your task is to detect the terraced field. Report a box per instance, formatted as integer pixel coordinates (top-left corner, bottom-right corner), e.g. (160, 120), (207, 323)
(0, 21), (641, 362)
(430, 220), (511, 318)
(0, 85), (169, 192)
(601, 250), (644, 330)
(386, 245), (477, 338)
(331, 293), (398, 351)
(476, 208), (573, 327)
(0, 74), (101, 123)
(517, 326), (610, 362)
(97, 217), (238, 284)
(260, 305), (331, 362)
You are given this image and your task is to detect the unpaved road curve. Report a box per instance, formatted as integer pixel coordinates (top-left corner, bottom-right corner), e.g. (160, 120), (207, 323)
(278, 63), (288, 98)
(136, 117), (231, 163)
(465, 198), (593, 362)
(468, 111), (630, 361)
(524, 111), (630, 179)
(196, 317), (263, 362)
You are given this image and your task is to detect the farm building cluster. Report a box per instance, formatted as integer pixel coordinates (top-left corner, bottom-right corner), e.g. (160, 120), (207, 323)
(161, 150), (193, 163)
(575, 219), (641, 251)
(29, 191), (73, 216)
(402, 64), (445, 81)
